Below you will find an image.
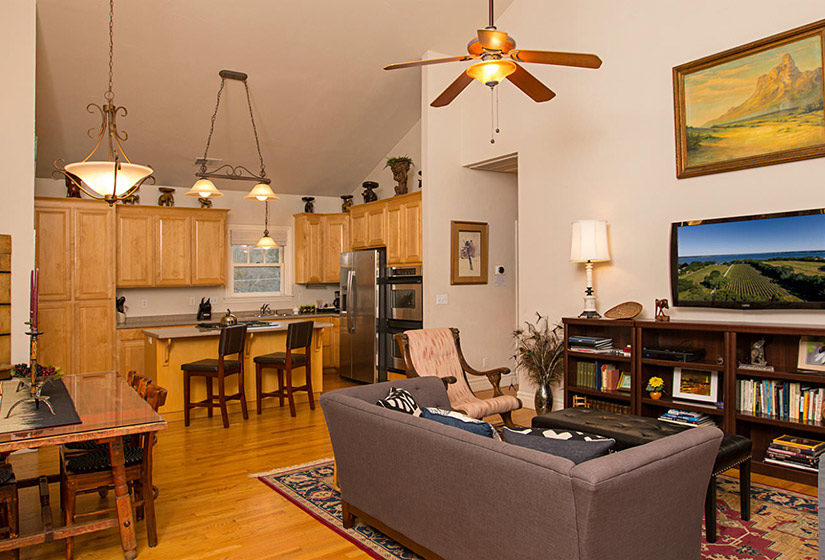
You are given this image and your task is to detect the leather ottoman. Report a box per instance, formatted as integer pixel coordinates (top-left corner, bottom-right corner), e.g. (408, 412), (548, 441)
(533, 407), (752, 542)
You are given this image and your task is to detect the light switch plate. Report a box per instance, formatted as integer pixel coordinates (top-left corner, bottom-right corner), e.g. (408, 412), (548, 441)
(436, 294), (448, 305)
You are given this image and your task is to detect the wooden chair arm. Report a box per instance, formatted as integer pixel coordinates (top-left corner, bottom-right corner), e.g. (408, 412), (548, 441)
(441, 376), (457, 389)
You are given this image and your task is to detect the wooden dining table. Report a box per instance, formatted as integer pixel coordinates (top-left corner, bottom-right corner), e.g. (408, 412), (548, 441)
(0, 371), (166, 559)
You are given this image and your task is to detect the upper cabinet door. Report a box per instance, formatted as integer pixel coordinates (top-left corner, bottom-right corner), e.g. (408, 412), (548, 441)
(191, 214), (226, 286)
(366, 205), (387, 248)
(35, 205), (72, 301)
(156, 213), (191, 286)
(349, 206), (368, 249)
(116, 208), (154, 287)
(385, 200), (403, 266)
(322, 214), (350, 283)
(74, 206), (115, 300)
(402, 195), (422, 264)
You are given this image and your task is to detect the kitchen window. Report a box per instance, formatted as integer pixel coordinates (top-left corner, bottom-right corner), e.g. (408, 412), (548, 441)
(227, 226), (292, 298)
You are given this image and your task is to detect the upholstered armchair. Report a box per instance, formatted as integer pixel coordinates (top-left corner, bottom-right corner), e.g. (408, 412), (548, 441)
(394, 327), (521, 427)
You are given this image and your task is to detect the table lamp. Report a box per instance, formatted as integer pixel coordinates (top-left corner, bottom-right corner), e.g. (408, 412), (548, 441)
(570, 220), (610, 318)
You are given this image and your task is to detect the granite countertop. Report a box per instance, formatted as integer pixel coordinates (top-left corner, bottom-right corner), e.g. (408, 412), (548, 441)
(143, 321), (334, 340)
(118, 310), (341, 330)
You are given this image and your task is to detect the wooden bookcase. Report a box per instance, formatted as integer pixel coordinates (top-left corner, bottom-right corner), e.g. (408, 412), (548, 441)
(562, 317), (825, 485)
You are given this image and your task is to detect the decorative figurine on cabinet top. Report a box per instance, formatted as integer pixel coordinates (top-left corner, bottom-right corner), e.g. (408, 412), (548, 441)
(655, 299), (670, 322)
(198, 197), (213, 208)
(386, 156), (413, 196)
(340, 195), (353, 213)
(158, 187), (175, 207)
(302, 197), (315, 213)
(122, 191), (140, 205)
(362, 181), (378, 203)
(64, 173), (82, 198)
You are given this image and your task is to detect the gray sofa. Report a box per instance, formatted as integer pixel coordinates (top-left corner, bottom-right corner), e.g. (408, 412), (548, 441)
(321, 377), (723, 560)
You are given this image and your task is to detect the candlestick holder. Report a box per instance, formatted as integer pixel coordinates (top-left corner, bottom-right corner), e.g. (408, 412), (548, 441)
(5, 325), (61, 417)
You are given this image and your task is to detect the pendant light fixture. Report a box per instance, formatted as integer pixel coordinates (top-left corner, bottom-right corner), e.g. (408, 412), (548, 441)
(190, 70), (275, 201)
(52, 0), (154, 206)
(255, 201), (278, 249)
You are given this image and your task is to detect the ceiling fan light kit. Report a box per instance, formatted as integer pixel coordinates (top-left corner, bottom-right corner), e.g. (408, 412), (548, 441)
(466, 59), (516, 86)
(52, 0), (154, 206)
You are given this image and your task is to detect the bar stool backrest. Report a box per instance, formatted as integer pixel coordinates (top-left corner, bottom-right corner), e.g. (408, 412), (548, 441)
(287, 321), (313, 351)
(219, 324), (248, 357)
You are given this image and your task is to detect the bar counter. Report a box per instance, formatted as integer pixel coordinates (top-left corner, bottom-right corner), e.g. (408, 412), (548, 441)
(143, 322), (332, 414)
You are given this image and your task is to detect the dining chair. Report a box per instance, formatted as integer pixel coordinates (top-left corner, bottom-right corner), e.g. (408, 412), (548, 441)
(253, 321), (314, 417)
(181, 324), (248, 428)
(60, 383), (168, 560)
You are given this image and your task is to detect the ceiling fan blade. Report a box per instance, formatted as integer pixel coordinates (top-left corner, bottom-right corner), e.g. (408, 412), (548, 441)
(384, 55), (472, 71)
(506, 64), (556, 102)
(430, 72), (474, 107)
(477, 28), (511, 52)
(510, 50), (602, 69)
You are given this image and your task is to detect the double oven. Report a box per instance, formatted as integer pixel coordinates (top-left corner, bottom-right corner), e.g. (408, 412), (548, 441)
(384, 265), (423, 375)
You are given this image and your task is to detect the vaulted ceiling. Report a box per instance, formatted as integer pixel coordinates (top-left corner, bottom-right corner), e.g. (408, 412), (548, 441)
(34, 0), (513, 196)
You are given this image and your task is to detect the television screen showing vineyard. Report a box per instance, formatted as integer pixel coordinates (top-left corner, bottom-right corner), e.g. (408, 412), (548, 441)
(674, 211), (825, 307)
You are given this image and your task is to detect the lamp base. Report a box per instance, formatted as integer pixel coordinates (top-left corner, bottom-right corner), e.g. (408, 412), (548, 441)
(578, 310), (602, 319)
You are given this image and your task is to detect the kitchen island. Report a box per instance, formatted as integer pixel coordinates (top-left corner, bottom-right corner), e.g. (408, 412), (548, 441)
(143, 321), (332, 414)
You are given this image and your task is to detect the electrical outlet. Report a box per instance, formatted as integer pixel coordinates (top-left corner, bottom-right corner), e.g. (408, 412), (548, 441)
(140, 299), (148, 309)
(436, 294), (448, 305)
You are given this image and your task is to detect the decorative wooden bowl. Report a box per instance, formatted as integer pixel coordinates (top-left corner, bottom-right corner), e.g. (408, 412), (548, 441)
(604, 301), (642, 320)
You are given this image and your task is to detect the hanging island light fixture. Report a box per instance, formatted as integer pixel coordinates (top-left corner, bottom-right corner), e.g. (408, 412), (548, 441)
(53, 0), (154, 206)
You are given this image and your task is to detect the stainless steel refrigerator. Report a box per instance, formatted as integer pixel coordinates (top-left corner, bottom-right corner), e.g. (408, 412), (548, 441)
(339, 249), (386, 383)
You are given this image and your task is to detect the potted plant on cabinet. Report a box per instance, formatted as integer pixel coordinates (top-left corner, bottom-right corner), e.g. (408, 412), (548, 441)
(513, 313), (564, 415)
(386, 156), (414, 195)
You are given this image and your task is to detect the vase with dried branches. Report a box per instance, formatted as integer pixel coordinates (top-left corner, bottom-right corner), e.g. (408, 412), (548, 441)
(513, 313), (564, 415)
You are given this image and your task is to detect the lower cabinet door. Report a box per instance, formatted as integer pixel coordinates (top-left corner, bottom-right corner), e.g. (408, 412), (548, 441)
(117, 329), (146, 378)
(74, 300), (115, 374)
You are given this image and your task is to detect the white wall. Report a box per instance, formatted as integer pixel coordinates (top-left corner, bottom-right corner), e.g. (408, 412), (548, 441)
(1, 0), (36, 362)
(35, 179), (340, 317)
(442, 0), (825, 406)
(422, 52), (519, 389)
(354, 120), (422, 202)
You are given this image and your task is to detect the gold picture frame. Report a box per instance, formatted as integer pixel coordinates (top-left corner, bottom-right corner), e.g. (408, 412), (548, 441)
(673, 19), (825, 178)
(450, 221), (488, 285)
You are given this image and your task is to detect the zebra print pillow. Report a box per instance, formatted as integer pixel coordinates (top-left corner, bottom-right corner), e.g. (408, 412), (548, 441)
(376, 387), (421, 415)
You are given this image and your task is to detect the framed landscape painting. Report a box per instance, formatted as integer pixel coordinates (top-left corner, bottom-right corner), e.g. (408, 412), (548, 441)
(674, 20), (825, 178)
(450, 221), (488, 285)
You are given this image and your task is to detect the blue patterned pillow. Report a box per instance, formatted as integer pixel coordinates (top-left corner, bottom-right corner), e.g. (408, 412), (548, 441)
(376, 387), (421, 415)
(420, 407), (500, 440)
(501, 427), (614, 463)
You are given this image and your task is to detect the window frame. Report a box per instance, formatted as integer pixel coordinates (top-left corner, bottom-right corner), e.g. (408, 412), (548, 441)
(225, 225), (294, 302)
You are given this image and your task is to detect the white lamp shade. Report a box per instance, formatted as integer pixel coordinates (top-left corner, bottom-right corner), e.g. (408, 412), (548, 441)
(244, 183), (280, 201)
(255, 234), (278, 249)
(64, 161), (153, 198)
(185, 178), (223, 198)
(570, 220), (610, 262)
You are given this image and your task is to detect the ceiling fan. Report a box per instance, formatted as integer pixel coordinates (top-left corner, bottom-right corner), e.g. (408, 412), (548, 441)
(384, 0), (602, 107)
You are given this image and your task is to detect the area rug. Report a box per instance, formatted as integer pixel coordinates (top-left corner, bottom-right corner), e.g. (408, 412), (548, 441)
(256, 459), (818, 560)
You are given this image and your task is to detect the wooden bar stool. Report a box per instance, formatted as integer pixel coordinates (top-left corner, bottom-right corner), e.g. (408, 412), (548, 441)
(182, 324), (248, 428)
(254, 321), (314, 417)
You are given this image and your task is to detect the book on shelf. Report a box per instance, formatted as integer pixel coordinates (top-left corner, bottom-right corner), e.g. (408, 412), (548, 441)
(569, 346), (631, 357)
(764, 456), (819, 472)
(657, 409), (716, 427)
(772, 434), (825, 455)
(737, 378), (825, 423)
(575, 361), (626, 392)
(764, 434), (825, 473)
(568, 335), (613, 349)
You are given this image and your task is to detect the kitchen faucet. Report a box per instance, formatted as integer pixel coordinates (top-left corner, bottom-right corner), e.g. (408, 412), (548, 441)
(258, 303), (272, 317)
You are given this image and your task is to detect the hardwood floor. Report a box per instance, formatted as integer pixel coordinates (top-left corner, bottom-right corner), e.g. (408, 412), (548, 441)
(8, 372), (817, 559)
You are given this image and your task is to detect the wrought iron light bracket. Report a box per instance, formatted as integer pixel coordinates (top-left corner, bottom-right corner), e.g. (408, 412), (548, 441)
(195, 70), (270, 185)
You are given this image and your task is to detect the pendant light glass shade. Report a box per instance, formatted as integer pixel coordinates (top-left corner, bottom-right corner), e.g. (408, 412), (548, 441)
(185, 178), (223, 198)
(466, 59), (517, 86)
(255, 233), (278, 249)
(64, 161), (153, 198)
(244, 183), (280, 201)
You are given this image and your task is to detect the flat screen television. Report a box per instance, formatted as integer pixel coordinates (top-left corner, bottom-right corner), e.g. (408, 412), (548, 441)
(671, 208), (825, 309)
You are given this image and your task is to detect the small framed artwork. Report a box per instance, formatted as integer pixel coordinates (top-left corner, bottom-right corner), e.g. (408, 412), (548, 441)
(617, 372), (632, 392)
(672, 367), (718, 403)
(450, 221), (488, 285)
(673, 19), (825, 178)
(797, 336), (825, 372)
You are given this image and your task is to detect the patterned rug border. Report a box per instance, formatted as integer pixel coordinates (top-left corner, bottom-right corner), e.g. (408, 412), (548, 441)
(258, 459), (818, 560)
(256, 459), (387, 560)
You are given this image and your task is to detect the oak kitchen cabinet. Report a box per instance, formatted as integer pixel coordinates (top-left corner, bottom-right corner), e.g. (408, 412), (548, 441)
(350, 200), (387, 249)
(385, 192), (422, 265)
(294, 213), (351, 284)
(116, 206), (228, 288)
(35, 198), (116, 374)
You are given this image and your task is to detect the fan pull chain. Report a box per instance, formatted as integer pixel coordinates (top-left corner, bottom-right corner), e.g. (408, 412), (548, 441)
(490, 87), (502, 144)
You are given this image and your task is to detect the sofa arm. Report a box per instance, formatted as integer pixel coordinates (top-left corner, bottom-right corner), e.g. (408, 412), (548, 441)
(570, 427), (723, 560)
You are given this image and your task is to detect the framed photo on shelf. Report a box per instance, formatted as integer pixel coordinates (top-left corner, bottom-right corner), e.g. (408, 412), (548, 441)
(797, 336), (825, 372)
(617, 372), (632, 392)
(673, 19), (825, 179)
(672, 367), (718, 403)
(450, 221), (488, 285)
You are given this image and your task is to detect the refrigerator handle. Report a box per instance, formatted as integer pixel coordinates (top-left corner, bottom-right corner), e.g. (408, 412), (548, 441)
(346, 270), (355, 333)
